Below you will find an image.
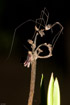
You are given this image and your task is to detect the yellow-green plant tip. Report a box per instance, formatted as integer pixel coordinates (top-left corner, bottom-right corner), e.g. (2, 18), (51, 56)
(47, 72), (54, 105)
(40, 74), (44, 87)
(53, 78), (60, 105)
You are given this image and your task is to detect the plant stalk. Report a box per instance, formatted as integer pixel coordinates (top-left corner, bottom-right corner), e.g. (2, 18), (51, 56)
(27, 60), (36, 105)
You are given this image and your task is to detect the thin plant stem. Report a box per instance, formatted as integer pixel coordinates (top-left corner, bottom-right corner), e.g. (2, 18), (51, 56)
(23, 8), (63, 105)
(27, 60), (36, 105)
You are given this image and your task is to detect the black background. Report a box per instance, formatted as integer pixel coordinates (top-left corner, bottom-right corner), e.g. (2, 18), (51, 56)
(0, 0), (70, 105)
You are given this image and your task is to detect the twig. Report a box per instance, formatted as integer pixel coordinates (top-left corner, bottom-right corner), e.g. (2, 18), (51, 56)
(23, 8), (63, 105)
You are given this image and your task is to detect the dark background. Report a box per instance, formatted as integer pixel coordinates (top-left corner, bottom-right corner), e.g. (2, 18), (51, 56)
(0, 0), (70, 105)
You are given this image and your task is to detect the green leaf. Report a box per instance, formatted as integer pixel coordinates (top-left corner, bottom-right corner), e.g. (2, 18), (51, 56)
(53, 78), (60, 105)
(40, 74), (46, 105)
(40, 74), (44, 88)
(47, 73), (54, 105)
(47, 73), (60, 105)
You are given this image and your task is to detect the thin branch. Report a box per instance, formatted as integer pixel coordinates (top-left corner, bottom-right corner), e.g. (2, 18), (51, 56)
(27, 60), (36, 105)
(36, 43), (52, 59)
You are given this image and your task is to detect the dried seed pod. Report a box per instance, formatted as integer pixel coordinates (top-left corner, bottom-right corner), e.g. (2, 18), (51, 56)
(28, 39), (33, 45)
(38, 48), (43, 53)
(39, 30), (45, 37)
(35, 26), (39, 31)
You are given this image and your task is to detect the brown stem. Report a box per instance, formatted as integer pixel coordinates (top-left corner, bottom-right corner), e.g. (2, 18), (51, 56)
(27, 60), (36, 105)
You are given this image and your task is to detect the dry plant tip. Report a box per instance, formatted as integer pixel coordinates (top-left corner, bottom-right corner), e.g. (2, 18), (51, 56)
(28, 39), (33, 45)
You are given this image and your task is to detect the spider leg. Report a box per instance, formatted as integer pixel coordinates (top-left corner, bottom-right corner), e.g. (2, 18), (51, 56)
(38, 9), (46, 29)
(51, 22), (63, 29)
(44, 7), (49, 22)
(31, 8), (49, 40)
(35, 8), (49, 29)
(7, 19), (46, 59)
(52, 29), (63, 48)
(7, 19), (33, 59)
(51, 28), (53, 33)
(51, 22), (63, 48)
(35, 18), (45, 28)
(41, 8), (49, 25)
(32, 19), (45, 50)
(32, 18), (45, 40)
(32, 11), (49, 46)
(31, 31), (37, 39)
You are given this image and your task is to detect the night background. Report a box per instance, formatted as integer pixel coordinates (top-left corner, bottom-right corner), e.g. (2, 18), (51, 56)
(0, 0), (70, 105)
